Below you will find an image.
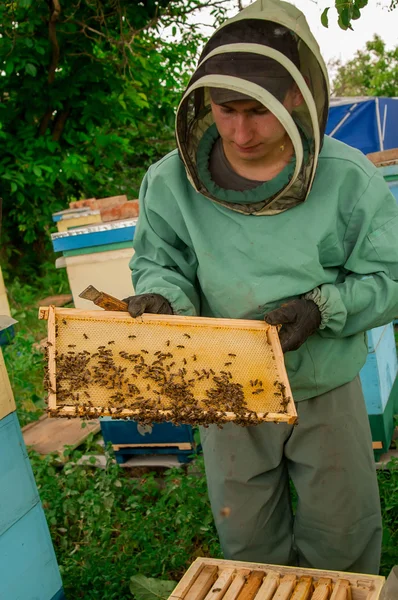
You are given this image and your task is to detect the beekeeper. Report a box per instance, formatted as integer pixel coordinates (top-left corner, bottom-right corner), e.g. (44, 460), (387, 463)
(124, 0), (398, 574)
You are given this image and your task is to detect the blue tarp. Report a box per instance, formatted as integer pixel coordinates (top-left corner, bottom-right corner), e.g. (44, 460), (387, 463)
(326, 97), (398, 155)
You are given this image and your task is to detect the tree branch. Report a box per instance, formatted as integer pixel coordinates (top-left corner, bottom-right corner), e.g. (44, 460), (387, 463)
(52, 105), (70, 142)
(48, 0), (61, 84)
(38, 107), (54, 136)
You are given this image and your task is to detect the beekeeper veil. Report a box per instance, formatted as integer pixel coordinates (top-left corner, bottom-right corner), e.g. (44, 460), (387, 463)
(175, 0), (330, 215)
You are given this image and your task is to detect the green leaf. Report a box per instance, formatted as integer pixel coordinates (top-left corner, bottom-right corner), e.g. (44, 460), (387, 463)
(129, 575), (177, 600)
(19, 0), (33, 6)
(11, 182), (18, 193)
(33, 166), (41, 177)
(25, 63), (37, 77)
(321, 7), (330, 27)
(5, 61), (14, 76)
(338, 7), (352, 28)
(355, 0), (368, 7)
(172, 26), (177, 36)
(352, 5), (361, 19)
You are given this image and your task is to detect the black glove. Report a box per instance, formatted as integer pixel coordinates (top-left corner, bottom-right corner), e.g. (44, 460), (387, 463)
(264, 299), (321, 353)
(122, 293), (173, 318)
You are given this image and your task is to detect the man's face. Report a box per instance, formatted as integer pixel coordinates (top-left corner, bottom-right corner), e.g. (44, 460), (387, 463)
(210, 88), (299, 162)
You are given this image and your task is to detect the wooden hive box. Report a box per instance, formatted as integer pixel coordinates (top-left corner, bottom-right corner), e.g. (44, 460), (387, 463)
(169, 558), (385, 600)
(39, 306), (297, 426)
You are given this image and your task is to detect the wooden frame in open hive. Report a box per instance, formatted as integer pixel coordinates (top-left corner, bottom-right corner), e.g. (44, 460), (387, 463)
(39, 306), (297, 425)
(169, 557), (385, 600)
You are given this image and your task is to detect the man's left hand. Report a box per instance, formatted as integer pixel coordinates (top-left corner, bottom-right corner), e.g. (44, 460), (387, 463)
(264, 299), (321, 353)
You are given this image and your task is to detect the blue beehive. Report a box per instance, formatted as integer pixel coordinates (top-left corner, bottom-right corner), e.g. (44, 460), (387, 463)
(379, 163), (398, 203)
(360, 323), (398, 459)
(100, 418), (197, 465)
(0, 333), (65, 599)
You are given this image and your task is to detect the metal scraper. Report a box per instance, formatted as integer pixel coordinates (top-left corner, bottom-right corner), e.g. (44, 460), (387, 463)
(79, 285), (129, 311)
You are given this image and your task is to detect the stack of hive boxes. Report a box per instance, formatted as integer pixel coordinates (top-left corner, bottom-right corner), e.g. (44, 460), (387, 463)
(361, 148), (398, 459)
(51, 195), (138, 309)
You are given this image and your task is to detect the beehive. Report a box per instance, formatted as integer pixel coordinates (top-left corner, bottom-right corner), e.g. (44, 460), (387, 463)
(39, 307), (297, 426)
(169, 558), (385, 600)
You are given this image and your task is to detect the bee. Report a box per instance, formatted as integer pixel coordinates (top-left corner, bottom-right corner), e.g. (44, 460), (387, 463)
(84, 391), (91, 398)
(176, 345), (185, 349)
(128, 335), (137, 339)
(166, 340), (170, 347)
(224, 362), (232, 366)
(183, 358), (187, 365)
(108, 341), (115, 345)
(62, 319), (67, 325)
(183, 333), (191, 339)
(192, 354), (197, 361)
(68, 344), (76, 348)
(83, 334), (89, 339)
(141, 349), (149, 354)
(228, 353), (237, 358)
(252, 389), (264, 395)
(170, 362), (175, 367)
(146, 384), (151, 391)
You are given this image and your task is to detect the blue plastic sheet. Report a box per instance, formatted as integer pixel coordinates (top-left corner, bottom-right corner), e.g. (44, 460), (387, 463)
(326, 97), (398, 155)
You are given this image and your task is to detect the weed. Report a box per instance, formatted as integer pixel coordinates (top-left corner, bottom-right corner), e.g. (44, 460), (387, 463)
(29, 448), (220, 599)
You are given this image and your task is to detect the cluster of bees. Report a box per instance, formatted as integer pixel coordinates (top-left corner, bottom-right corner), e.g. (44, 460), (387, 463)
(45, 323), (290, 426)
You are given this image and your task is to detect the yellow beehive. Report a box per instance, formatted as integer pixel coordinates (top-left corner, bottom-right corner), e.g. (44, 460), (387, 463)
(168, 558), (385, 600)
(39, 306), (297, 426)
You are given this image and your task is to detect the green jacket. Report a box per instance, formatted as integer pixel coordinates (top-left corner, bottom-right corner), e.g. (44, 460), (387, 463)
(131, 139), (398, 400)
(130, 0), (398, 400)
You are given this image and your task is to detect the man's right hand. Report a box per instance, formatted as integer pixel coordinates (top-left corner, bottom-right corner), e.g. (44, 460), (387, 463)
(122, 293), (173, 318)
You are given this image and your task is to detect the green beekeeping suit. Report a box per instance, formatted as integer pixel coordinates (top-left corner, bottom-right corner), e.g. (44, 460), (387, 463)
(130, 0), (398, 573)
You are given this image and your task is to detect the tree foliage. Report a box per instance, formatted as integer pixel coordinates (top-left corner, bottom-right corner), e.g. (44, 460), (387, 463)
(0, 0), (227, 266)
(330, 35), (398, 97)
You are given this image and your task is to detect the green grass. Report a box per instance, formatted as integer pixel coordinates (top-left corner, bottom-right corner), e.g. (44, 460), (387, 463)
(1, 264), (398, 596)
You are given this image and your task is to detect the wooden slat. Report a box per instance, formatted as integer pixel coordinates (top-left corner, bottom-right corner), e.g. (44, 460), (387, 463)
(23, 415), (100, 455)
(372, 442), (383, 450)
(185, 565), (219, 600)
(330, 580), (352, 600)
(47, 305), (57, 410)
(366, 148), (398, 166)
(203, 568), (236, 600)
(169, 560), (205, 600)
(310, 578), (332, 600)
(222, 570), (252, 600)
(266, 327), (295, 420)
(254, 571), (280, 600)
(272, 574), (297, 600)
(112, 442), (193, 451)
(38, 307), (274, 330)
(235, 571), (265, 600)
(291, 577), (313, 600)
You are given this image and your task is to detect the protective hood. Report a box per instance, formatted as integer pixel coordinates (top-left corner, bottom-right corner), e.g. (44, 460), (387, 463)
(175, 0), (330, 215)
